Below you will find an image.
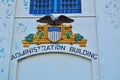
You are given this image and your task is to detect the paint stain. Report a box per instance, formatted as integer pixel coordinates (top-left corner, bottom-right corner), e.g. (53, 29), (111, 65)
(0, 37), (4, 42)
(25, 7), (28, 10)
(17, 23), (27, 33)
(6, 9), (12, 17)
(15, 42), (22, 51)
(0, 48), (5, 59)
(105, 0), (120, 29)
(114, 4), (117, 8)
(23, 0), (29, 10)
(1, 68), (4, 73)
(0, 48), (4, 54)
(18, 23), (25, 27)
(23, 0), (28, 6)
(105, 5), (109, 8)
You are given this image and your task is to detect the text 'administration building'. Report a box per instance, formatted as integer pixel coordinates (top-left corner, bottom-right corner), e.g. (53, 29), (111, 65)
(0, 0), (120, 80)
(11, 0), (99, 80)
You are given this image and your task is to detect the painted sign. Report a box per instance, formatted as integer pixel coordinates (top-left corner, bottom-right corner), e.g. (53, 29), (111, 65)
(22, 15), (87, 47)
(11, 15), (99, 61)
(11, 44), (98, 61)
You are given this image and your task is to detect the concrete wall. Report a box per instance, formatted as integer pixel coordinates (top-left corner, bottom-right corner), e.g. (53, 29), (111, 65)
(0, 0), (120, 80)
(95, 0), (120, 80)
(0, 0), (15, 80)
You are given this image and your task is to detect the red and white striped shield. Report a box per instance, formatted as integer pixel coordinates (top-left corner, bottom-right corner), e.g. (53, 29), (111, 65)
(48, 27), (61, 42)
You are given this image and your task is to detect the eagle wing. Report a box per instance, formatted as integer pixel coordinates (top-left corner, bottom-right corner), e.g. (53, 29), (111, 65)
(36, 15), (54, 25)
(55, 15), (74, 25)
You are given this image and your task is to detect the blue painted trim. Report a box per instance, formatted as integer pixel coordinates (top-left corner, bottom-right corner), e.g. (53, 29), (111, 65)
(54, 0), (57, 13)
(29, 0), (82, 15)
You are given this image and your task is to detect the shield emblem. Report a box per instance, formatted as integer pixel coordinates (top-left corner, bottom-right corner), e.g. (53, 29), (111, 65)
(48, 27), (61, 42)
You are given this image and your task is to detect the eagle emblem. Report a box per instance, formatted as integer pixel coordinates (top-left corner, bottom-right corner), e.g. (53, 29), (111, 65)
(36, 15), (74, 26)
(22, 15), (87, 47)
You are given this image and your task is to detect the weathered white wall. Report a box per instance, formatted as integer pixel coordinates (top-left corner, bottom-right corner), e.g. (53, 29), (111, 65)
(0, 0), (16, 80)
(95, 0), (120, 80)
(0, 0), (120, 80)
(17, 53), (92, 80)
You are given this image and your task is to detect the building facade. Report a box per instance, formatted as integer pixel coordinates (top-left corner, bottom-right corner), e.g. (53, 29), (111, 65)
(0, 0), (120, 80)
